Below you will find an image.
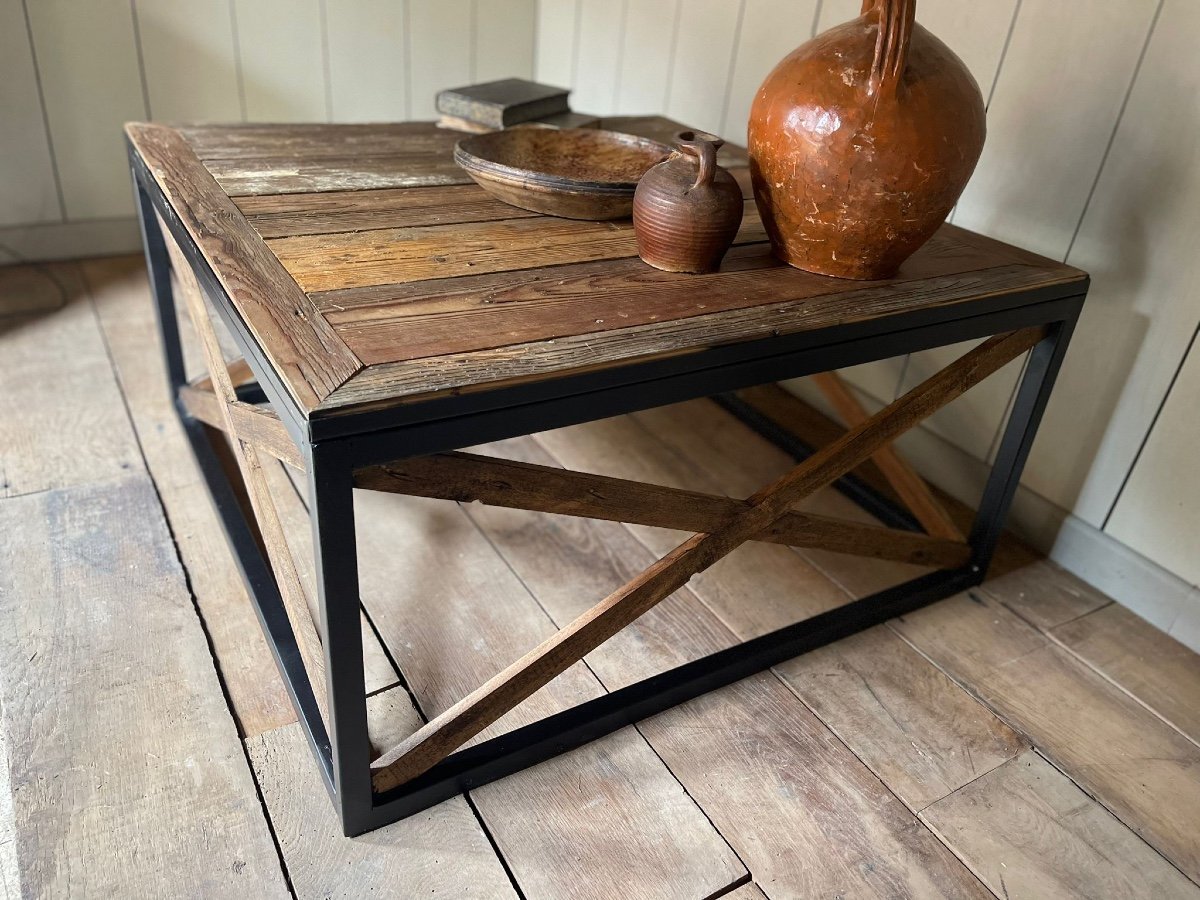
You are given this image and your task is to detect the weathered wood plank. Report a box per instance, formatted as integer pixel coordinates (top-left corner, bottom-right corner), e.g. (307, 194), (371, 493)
(248, 705), (517, 900)
(984, 559), (1112, 630)
(893, 589), (1200, 881)
(460, 435), (991, 898)
(317, 228), (1001, 366)
(179, 383), (303, 470)
(84, 255), (296, 737)
(323, 265), (1079, 409)
(210, 154), (472, 196)
(126, 123), (360, 410)
(354, 451), (971, 569)
(1050, 601), (1200, 746)
(541, 406), (1029, 812)
(921, 751), (1200, 899)
(0, 476), (289, 897)
(180, 122), (461, 160)
(0, 264), (69, 316)
(269, 201), (764, 293)
(236, 184), (540, 238)
(352, 488), (746, 900)
(0, 262), (142, 497)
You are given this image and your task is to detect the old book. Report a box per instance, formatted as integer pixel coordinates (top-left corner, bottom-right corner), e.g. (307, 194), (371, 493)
(436, 78), (570, 129)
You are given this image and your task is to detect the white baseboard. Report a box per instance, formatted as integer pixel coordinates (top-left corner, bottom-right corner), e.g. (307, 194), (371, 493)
(0, 218), (141, 263)
(1051, 515), (1200, 652)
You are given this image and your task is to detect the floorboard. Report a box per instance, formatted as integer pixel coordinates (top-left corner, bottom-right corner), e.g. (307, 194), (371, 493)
(921, 750), (1199, 899)
(0, 476), (289, 897)
(894, 589), (1200, 883)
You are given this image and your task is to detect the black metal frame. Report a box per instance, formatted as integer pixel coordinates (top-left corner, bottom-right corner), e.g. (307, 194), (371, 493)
(131, 141), (1085, 836)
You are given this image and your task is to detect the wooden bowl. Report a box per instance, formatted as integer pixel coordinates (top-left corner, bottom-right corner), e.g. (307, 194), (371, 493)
(453, 128), (671, 220)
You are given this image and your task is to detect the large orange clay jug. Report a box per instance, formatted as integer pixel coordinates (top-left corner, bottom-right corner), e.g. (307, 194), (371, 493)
(747, 0), (985, 279)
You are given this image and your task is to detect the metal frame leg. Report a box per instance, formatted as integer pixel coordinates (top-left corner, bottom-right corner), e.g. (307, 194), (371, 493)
(308, 444), (374, 834)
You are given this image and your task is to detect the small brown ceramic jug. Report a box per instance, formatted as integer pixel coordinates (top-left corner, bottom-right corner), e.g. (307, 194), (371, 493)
(633, 131), (744, 274)
(748, 0), (985, 279)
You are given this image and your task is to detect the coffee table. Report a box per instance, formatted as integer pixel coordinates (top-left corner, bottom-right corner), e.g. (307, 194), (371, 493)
(126, 117), (1087, 835)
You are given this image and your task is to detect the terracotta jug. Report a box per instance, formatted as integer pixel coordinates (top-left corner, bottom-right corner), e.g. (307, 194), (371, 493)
(633, 131), (744, 274)
(747, 0), (985, 279)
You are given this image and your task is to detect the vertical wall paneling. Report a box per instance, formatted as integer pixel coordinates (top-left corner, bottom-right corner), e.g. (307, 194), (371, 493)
(25, 0), (147, 220)
(0, 0), (61, 228)
(1107, 331), (1200, 585)
(662, 0), (743, 137)
(234, 0), (329, 122)
(722, 0), (817, 145)
(1021, 0), (1200, 526)
(569, 0), (627, 116)
(407, 0), (473, 119)
(134, 0), (243, 122)
(475, 0), (537, 84)
(324, 0), (409, 122)
(897, 0), (1161, 467)
(534, 0), (578, 89)
(814, 0), (859, 32)
(613, 0), (680, 115)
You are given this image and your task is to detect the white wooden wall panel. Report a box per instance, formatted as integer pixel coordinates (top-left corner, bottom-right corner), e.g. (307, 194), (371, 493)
(325, 0), (410, 121)
(662, 0), (743, 137)
(1107, 338), (1200, 585)
(814, 0), (859, 31)
(0, 0), (60, 227)
(569, 0), (626, 115)
(534, 0), (577, 89)
(408, 0), (473, 119)
(722, 0), (817, 145)
(26, 0), (147, 220)
(1024, 0), (1200, 526)
(614, 0), (680, 115)
(475, 0), (537, 83)
(899, 0), (1161, 465)
(135, 0), (243, 122)
(234, 0), (328, 122)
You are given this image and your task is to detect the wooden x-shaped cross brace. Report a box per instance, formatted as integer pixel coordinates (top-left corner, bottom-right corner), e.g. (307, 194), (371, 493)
(368, 325), (1043, 791)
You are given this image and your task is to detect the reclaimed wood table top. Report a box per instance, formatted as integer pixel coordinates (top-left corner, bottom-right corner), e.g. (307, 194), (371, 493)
(125, 116), (1087, 421)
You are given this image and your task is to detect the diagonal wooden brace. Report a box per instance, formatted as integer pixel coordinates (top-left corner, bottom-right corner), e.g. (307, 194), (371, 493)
(812, 370), (963, 540)
(160, 220), (330, 724)
(355, 452), (970, 569)
(370, 326), (1044, 792)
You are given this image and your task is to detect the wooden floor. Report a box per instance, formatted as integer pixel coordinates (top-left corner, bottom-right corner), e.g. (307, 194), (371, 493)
(2, 256), (1200, 899)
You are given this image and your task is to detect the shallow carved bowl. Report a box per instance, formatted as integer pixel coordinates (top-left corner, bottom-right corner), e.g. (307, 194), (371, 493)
(454, 128), (671, 220)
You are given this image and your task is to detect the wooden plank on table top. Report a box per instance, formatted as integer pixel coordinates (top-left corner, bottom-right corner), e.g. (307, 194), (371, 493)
(270, 199), (764, 292)
(209, 153), (472, 196)
(179, 121), (459, 159)
(84, 256), (295, 737)
(248, 702), (518, 900)
(236, 183), (541, 238)
(892, 588), (1200, 882)
(126, 123), (359, 410)
(1050, 600), (1200, 746)
(539, 403), (1027, 812)
(983, 559), (1111, 630)
(322, 263), (1080, 411)
(724, 885), (769, 900)
(351, 486), (745, 900)
(462, 434), (989, 897)
(921, 751), (1200, 900)
(316, 227), (1001, 367)
(0, 476), (289, 897)
(0, 262), (143, 498)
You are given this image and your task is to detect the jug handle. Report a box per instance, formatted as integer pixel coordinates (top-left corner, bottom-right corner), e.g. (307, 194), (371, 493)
(860, 0), (915, 98)
(675, 131), (724, 191)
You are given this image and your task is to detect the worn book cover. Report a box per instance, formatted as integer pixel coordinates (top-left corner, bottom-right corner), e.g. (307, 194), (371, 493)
(436, 78), (570, 129)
